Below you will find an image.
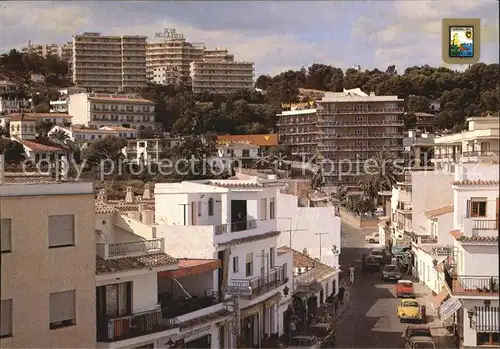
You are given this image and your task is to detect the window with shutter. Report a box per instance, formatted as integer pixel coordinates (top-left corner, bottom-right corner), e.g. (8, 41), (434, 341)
(246, 253), (253, 276)
(470, 198), (487, 217)
(1, 218), (12, 253)
(270, 198), (276, 219)
(1, 299), (12, 338)
(260, 198), (267, 220)
(48, 215), (75, 248)
(49, 290), (75, 329)
(233, 256), (239, 273)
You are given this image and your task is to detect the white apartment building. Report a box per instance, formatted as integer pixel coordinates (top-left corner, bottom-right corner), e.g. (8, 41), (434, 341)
(277, 191), (341, 274)
(22, 41), (72, 61)
(94, 187), (231, 349)
(150, 66), (182, 86)
(402, 116), (499, 347)
(1, 113), (72, 128)
(441, 161), (499, 348)
(0, 80), (19, 94)
(154, 178), (293, 347)
(1, 162), (96, 348)
(49, 87), (88, 114)
(68, 93), (156, 130)
(0, 97), (32, 115)
(217, 143), (260, 159)
(190, 60), (254, 94)
(48, 125), (138, 144)
(72, 32), (147, 93)
(146, 29), (205, 84)
(124, 136), (181, 163)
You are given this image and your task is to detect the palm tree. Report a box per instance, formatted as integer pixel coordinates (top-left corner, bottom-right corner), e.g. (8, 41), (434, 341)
(50, 129), (70, 143)
(358, 151), (398, 202)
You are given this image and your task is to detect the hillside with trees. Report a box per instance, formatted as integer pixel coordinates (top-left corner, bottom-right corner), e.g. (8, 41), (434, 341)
(137, 63), (498, 135)
(1, 47), (498, 134)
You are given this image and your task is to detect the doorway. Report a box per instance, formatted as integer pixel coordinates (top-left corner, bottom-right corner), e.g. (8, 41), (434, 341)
(231, 200), (247, 232)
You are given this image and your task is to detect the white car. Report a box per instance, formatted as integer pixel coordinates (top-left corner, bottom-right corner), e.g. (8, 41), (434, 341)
(364, 232), (380, 244)
(369, 248), (385, 261)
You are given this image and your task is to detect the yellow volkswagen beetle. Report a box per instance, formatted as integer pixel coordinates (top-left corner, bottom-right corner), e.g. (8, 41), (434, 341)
(397, 299), (423, 323)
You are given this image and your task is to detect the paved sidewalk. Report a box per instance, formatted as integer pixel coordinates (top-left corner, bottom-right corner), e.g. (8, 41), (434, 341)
(412, 281), (458, 348)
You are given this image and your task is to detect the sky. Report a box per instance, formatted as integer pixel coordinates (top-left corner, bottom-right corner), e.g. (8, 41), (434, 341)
(0, 1), (498, 76)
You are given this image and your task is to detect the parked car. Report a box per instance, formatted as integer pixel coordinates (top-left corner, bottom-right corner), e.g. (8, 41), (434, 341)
(405, 335), (435, 349)
(289, 335), (322, 349)
(308, 323), (336, 348)
(397, 299), (424, 323)
(381, 264), (402, 281)
(369, 248), (385, 262)
(364, 232), (380, 244)
(396, 280), (416, 298)
(405, 325), (433, 341)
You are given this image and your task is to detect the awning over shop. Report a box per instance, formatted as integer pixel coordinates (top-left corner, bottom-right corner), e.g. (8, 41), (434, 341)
(265, 292), (282, 308)
(310, 282), (323, 293)
(439, 297), (462, 321)
(293, 291), (315, 302)
(158, 259), (220, 279)
(430, 288), (450, 310)
(476, 306), (500, 333)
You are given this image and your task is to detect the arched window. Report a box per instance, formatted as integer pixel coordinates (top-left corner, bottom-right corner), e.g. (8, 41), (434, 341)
(208, 198), (214, 216)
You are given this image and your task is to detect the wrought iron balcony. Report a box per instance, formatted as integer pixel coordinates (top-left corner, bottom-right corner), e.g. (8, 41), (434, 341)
(96, 308), (179, 342)
(159, 292), (221, 318)
(230, 219), (257, 233)
(214, 223), (228, 235)
(444, 269), (500, 296)
(231, 266), (287, 298)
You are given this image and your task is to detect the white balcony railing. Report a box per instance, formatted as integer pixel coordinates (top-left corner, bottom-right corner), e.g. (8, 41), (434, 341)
(96, 238), (165, 259)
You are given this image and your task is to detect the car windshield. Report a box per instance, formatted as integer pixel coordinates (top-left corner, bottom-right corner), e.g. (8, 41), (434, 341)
(371, 250), (383, 256)
(400, 282), (413, 287)
(403, 301), (419, 307)
(385, 265), (397, 272)
(414, 341), (435, 349)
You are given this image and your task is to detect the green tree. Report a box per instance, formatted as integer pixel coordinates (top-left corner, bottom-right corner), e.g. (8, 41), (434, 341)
(0, 139), (26, 162)
(358, 151), (398, 202)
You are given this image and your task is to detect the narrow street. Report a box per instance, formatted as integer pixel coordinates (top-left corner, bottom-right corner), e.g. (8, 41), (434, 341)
(337, 222), (457, 348)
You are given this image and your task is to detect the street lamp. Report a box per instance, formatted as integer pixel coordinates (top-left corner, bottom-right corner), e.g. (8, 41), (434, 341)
(467, 309), (476, 328)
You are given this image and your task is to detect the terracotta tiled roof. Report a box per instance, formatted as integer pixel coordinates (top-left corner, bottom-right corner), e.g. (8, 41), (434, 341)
(218, 231), (280, 246)
(13, 137), (65, 152)
(89, 96), (155, 104)
(279, 246), (338, 281)
(8, 115), (38, 121)
(72, 128), (117, 134)
(101, 126), (138, 132)
(209, 181), (263, 189)
(9, 113), (72, 120)
(457, 235), (499, 244)
(96, 253), (177, 275)
(425, 204), (454, 219)
(216, 134), (278, 147)
(95, 203), (117, 214)
(452, 180), (499, 186)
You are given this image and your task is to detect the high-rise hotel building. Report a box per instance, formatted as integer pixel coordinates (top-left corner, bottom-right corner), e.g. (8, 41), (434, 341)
(278, 88), (405, 190)
(71, 32), (147, 93)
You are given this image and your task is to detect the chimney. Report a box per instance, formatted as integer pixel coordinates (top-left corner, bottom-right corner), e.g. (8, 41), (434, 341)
(0, 154), (4, 184)
(141, 210), (154, 225)
(143, 183), (151, 199)
(125, 186), (134, 203)
(97, 188), (108, 203)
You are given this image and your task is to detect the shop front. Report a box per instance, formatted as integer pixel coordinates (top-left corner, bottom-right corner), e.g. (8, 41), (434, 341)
(239, 292), (282, 348)
(290, 282), (322, 337)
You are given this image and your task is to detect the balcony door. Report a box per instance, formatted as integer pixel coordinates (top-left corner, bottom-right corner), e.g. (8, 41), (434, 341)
(96, 282), (131, 319)
(231, 200), (247, 232)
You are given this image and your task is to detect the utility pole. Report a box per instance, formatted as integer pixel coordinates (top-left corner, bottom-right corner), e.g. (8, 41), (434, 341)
(315, 232), (330, 261)
(278, 217), (307, 249)
(178, 203), (192, 225)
